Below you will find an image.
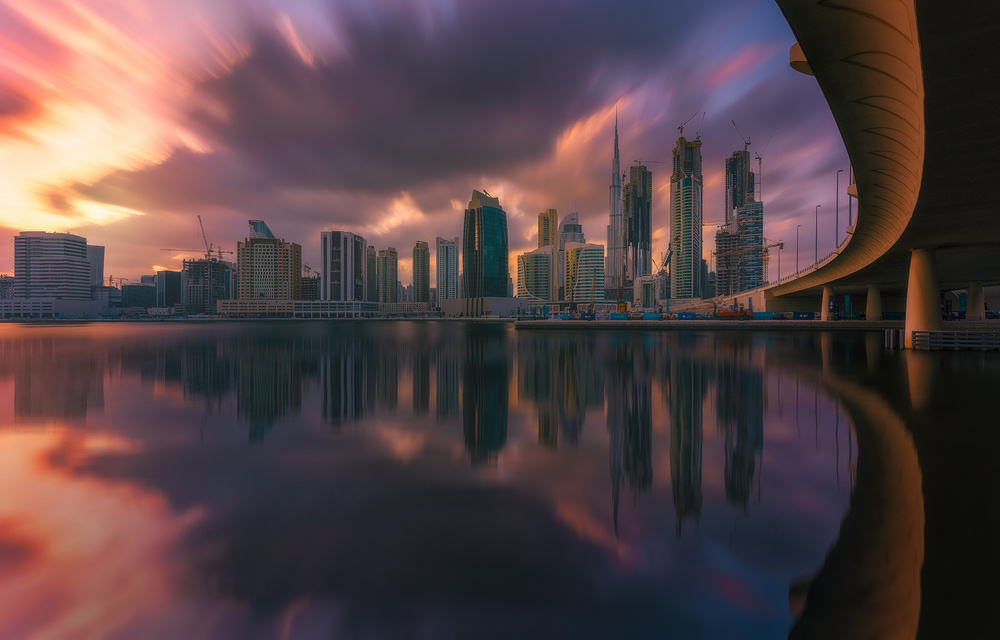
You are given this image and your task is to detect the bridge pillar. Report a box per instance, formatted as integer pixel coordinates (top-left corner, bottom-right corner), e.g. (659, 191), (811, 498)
(967, 282), (985, 321)
(866, 284), (882, 321)
(904, 249), (941, 348)
(821, 286), (834, 320)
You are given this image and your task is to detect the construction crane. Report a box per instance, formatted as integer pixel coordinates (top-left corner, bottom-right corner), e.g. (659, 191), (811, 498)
(754, 128), (777, 202)
(732, 120), (751, 154)
(195, 214), (234, 261)
(633, 159), (665, 166)
(761, 238), (784, 283)
(652, 249), (673, 274)
(303, 263), (314, 277)
(678, 110), (700, 138)
(197, 215), (211, 259)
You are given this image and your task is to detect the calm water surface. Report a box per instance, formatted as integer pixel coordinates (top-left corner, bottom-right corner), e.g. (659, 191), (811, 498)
(0, 321), (997, 639)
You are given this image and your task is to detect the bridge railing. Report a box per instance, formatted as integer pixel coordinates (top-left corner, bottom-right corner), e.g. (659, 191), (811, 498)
(911, 330), (1000, 351)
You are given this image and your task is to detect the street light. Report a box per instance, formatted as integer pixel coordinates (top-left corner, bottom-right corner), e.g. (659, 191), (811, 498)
(814, 204), (821, 264)
(796, 224), (802, 273)
(836, 169), (844, 247)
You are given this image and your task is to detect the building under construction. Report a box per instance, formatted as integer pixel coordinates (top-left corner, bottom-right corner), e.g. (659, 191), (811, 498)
(715, 147), (764, 297)
(182, 258), (234, 315)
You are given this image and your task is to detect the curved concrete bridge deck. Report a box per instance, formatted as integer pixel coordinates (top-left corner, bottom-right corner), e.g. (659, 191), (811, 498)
(762, 0), (1000, 345)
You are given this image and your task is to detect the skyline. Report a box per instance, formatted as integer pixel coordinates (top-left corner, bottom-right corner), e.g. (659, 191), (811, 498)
(0, 0), (849, 285)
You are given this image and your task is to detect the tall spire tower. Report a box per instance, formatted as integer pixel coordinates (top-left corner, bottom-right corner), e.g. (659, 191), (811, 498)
(606, 111), (624, 298)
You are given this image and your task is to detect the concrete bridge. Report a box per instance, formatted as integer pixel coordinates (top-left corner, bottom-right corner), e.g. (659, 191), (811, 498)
(745, 0), (1000, 347)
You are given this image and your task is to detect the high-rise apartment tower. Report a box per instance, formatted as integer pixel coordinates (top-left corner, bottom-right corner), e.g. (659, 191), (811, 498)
(670, 136), (703, 299)
(624, 164), (652, 280)
(462, 190), (509, 298)
(320, 231), (368, 301)
(412, 241), (430, 303)
(436, 237), (459, 302)
(538, 208), (558, 248)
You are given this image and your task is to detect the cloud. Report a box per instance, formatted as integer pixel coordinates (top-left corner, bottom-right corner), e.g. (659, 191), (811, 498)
(0, 0), (849, 279)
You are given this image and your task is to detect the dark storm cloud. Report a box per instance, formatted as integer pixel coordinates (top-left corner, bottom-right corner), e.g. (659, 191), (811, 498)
(189, 0), (707, 193)
(80, 0), (710, 210)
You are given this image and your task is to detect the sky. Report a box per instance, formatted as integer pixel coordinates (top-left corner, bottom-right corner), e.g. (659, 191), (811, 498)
(0, 0), (851, 285)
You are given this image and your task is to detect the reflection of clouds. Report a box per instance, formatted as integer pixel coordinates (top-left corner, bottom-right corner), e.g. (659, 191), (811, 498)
(78, 443), (672, 638)
(0, 431), (200, 639)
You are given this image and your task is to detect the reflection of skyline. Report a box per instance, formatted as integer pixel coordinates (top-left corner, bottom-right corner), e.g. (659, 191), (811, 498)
(669, 352), (705, 534)
(518, 334), (604, 450)
(412, 350), (430, 415)
(234, 338), (303, 442)
(321, 336), (369, 427)
(715, 337), (764, 509)
(606, 336), (653, 533)
(6, 337), (104, 423)
(436, 348), (460, 420)
(462, 330), (509, 465)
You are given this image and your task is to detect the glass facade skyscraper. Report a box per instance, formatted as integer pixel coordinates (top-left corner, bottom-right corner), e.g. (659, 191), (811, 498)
(412, 241), (430, 303)
(462, 190), (509, 299)
(670, 136), (703, 299)
(624, 164), (652, 280)
(436, 237), (459, 301)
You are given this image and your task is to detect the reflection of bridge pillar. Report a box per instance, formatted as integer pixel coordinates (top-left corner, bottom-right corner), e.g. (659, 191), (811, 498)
(821, 286), (834, 321)
(866, 284), (882, 321)
(904, 349), (936, 413)
(904, 248), (941, 348)
(967, 282), (985, 321)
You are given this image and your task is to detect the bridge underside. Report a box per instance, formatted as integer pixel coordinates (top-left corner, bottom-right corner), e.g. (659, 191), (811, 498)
(769, 1), (1000, 327)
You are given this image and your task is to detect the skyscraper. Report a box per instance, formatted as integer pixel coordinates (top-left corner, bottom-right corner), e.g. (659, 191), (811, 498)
(516, 245), (556, 302)
(557, 212), (585, 249)
(462, 190), (509, 298)
(377, 247), (398, 303)
(724, 149), (755, 224)
(320, 231), (368, 301)
(13, 232), (91, 300)
(670, 135), (703, 299)
(717, 148), (763, 296)
(86, 245), (105, 289)
(556, 212), (585, 301)
(538, 208), (558, 248)
(412, 240), (430, 303)
(606, 116), (624, 297)
(564, 242), (605, 308)
(236, 220), (302, 300)
(366, 245), (377, 302)
(624, 164), (652, 280)
(436, 236), (459, 302)
(156, 270), (182, 308)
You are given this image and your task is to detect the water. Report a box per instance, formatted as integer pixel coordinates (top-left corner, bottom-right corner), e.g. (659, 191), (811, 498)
(0, 321), (996, 638)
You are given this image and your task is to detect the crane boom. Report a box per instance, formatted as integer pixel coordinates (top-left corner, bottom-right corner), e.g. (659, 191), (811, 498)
(197, 215), (212, 259)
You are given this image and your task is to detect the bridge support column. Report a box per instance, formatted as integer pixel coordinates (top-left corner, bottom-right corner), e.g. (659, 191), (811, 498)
(904, 248), (941, 348)
(967, 282), (985, 321)
(866, 284), (882, 321)
(821, 286), (834, 321)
